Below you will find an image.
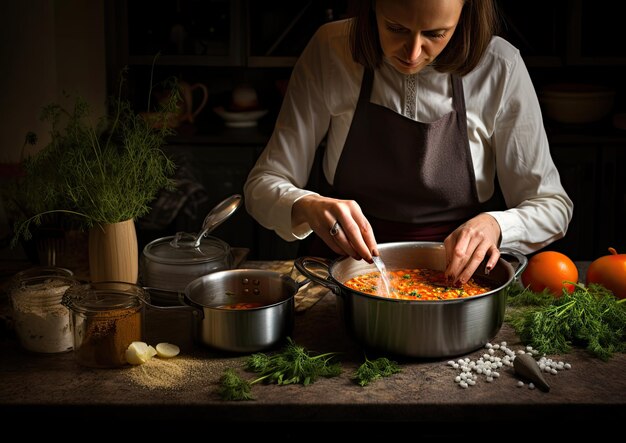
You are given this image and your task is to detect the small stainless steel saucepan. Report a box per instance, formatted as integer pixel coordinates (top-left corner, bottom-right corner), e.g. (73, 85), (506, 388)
(144, 269), (309, 353)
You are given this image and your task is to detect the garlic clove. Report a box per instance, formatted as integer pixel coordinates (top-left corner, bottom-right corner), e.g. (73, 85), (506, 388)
(125, 341), (150, 365)
(156, 342), (180, 358)
(146, 345), (157, 358)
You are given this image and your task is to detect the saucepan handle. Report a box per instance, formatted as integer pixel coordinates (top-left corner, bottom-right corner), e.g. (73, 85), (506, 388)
(141, 286), (201, 316)
(294, 276), (311, 290)
(293, 256), (343, 295)
(285, 264), (311, 289)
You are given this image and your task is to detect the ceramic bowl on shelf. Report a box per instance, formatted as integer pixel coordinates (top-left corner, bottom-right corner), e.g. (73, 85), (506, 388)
(539, 83), (615, 124)
(213, 106), (269, 128)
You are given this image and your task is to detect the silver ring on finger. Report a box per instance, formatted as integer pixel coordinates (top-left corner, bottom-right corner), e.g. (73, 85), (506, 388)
(329, 221), (341, 237)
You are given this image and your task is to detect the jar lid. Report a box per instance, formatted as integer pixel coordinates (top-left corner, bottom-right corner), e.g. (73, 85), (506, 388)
(62, 281), (148, 314)
(12, 266), (74, 282)
(10, 274), (77, 308)
(143, 232), (231, 265)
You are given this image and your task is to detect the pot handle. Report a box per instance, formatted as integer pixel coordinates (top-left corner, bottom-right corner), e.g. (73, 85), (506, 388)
(141, 286), (202, 317)
(293, 256), (342, 295)
(499, 249), (528, 279)
(293, 276), (312, 290)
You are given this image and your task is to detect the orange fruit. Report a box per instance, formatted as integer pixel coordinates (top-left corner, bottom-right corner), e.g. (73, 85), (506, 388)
(521, 251), (578, 296)
(586, 247), (626, 299)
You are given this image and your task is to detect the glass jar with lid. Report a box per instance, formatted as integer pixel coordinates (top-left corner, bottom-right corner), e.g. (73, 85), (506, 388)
(62, 281), (149, 368)
(9, 266), (77, 353)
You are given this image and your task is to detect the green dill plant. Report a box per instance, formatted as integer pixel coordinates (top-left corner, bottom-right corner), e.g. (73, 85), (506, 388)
(10, 71), (179, 245)
(353, 355), (402, 387)
(507, 282), (626, 360)
(218, 369), (254, 401)
(218, 337), (342, 401)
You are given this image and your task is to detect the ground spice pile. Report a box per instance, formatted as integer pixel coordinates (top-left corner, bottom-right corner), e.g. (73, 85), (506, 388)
(124, 356), (219, 390)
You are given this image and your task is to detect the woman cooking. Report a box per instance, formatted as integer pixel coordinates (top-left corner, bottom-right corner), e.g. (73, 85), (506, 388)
(243, 0), (573, 284)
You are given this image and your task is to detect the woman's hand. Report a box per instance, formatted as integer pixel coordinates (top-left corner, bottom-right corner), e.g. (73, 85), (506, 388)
(443, 213), (502, 284)
(292, 194), (378, 262)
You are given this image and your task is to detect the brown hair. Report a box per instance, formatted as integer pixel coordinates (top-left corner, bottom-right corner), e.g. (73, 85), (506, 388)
(348, 0), (500, 76)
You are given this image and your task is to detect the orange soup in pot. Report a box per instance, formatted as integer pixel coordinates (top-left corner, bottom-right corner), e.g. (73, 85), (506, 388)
(343, 268), (496, 300)
(216, 302), (264, 310)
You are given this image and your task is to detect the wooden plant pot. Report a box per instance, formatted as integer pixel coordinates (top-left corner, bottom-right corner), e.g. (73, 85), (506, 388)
(88, 219), (138, 283)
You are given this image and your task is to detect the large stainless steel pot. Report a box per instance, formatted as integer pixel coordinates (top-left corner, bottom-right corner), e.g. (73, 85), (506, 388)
(146, 269), (308, 353)
(294, 241), (526, 358)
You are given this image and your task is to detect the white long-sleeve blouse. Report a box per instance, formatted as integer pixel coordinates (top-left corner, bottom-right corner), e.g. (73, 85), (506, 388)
(243, 19), (573, 254)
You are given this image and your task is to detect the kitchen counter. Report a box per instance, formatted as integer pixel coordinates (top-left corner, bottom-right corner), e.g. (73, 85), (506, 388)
(0, 260), (624, 436)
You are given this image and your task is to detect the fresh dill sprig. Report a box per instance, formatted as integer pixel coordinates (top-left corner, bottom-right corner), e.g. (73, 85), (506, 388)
(218, 368), (254, 401)
(353, 355), (402, 387)
(507, 282), (626, 360)
(505, 284), (556, 308)
(504, 284), (557, 324)
(246, 337), (342, 386)
(218, 337), (342, 401)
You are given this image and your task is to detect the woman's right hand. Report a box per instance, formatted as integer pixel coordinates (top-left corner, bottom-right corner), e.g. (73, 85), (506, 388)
(292, 194), (378, 262)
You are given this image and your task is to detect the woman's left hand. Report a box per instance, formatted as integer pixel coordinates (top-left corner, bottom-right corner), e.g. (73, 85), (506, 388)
(443, 213), (501, 284)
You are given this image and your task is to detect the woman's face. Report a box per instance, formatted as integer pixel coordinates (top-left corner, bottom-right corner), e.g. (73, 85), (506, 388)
(375, 0), (464, 75)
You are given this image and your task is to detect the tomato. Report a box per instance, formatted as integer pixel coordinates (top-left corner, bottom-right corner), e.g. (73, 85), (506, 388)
(521, 251), (579, 296)
(586, 247), (626, 299)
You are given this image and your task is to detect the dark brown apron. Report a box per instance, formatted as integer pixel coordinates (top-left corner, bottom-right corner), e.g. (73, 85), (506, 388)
(304, 68), (501, 258)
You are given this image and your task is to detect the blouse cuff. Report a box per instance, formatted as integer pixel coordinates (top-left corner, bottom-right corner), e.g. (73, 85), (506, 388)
(485, 210), (525, 253)
(275, 190), (319, 241)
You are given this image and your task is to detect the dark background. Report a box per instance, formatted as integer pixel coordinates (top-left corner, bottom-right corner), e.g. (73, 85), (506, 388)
(105, 0), (626, 261)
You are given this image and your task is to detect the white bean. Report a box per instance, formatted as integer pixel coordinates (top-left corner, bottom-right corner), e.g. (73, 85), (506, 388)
(447, 344), (573, 391)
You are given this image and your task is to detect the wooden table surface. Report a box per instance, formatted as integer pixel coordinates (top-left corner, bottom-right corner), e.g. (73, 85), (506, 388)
(0, 259), (623, 438)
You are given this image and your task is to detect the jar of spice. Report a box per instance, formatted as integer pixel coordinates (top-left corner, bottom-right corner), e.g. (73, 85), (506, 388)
(62, 281), (148, 368)
(9, 266), (77, 353)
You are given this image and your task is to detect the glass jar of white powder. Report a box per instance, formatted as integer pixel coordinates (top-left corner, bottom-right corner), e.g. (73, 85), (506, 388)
(9, 267), (77, 353)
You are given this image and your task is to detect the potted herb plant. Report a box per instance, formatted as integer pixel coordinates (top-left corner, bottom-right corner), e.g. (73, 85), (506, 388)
(10, 76), (179, 283)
